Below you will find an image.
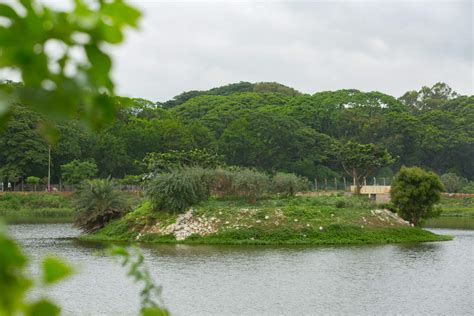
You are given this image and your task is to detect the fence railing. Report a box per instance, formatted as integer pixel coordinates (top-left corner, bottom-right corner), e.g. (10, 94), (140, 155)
(0, 183), (144, 192)
(312, 177), (393, 191)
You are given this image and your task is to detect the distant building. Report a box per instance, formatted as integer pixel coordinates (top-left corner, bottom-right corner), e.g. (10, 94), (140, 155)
(350, 185), (391, 203)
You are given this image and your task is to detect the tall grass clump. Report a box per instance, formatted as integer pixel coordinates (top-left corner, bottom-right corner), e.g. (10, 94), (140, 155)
(271, 172), (310, 196)
(231, 168), (270, 203)
(74, 178), (130, 233)
(147, 167), (209, 213)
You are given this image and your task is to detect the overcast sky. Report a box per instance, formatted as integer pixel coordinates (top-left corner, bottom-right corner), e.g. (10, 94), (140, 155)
(109, 0), (472, 102)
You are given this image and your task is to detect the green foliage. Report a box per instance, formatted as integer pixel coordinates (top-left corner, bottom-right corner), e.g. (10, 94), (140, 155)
(0, 223), (71, 315)
(74, 178), (130, 233)
(26, 176), (41, 185)
(208, 168), (235, 197)
(337, 141), (395, 193)
(147, 167), (210, 213)
(42, 257), (72, 285)
(61, 159), (98, 185)
(391, 167), (444, 226)
(117, 175), (143, 185)
(440, 173), (468, 193)
(231, 168), (270, 203)
(460, 182), (474, 194)
(0, 105), (48, 180)
(143, 148), (224, 174)
(0, 0), (141, 132)
(271, 172), (310, 196)
(110, 246), (169, 315)
(161, 81), (300, 108)
(1, 82), (472, 184)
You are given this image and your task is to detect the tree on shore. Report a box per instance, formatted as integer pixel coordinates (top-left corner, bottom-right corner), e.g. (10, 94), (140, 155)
(391, 166), (444, 226)
(337, 141), (395, 194)
(61, 160), (98, 185)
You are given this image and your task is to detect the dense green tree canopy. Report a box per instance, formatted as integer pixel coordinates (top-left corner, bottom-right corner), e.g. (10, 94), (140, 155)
(0, 81), (471, 184)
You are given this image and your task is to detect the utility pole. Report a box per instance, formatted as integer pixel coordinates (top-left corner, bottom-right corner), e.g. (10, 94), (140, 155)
(48, 145), (51, 192)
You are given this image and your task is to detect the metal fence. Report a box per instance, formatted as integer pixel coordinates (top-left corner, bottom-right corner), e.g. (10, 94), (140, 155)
(0, 183), (144, 192)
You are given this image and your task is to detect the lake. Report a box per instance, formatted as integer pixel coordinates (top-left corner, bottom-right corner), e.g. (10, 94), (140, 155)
(9, 224), (474, 315)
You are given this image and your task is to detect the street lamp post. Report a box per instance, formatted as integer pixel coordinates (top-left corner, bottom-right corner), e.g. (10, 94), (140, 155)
(48, 145), (51, 192)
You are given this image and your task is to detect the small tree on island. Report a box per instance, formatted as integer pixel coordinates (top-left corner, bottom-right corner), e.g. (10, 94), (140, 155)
(26, 176), (41, 191)
(337, 141), (395, 194)
(61, 160), (98, 185)
(391, 166), (444, 226)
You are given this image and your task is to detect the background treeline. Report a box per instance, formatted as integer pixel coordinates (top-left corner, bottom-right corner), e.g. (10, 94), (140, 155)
(0, 81), (472, 186)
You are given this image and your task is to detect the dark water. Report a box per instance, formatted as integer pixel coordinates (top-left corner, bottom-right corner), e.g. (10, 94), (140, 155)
(9, 224), (474, 316)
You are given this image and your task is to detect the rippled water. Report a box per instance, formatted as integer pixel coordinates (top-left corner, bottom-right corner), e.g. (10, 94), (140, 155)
(8, 224), (474, 315)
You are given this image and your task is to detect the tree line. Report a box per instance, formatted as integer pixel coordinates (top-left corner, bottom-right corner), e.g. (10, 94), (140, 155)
(0, 81), (472, 188)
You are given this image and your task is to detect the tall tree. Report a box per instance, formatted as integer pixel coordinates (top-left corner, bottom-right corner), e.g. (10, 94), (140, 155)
(337, 141), (395, 194)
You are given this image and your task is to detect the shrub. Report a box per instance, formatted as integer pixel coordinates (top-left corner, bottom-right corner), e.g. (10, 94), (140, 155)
(335, 200), (346, 208)
(74, 178), (130, 233)
(117, 175), (143, 186)
(231, 168), (270, 203)
(208, 168), (235, 197)
(460, 182), (474, 194)
(271, 172), (310, 196)
(147, 167), (209, 213)
(391, 166), (444, 226)
(440, 173), (468, 193)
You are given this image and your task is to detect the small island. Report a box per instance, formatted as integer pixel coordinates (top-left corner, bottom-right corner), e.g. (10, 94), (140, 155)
(84, 195), (450, 245)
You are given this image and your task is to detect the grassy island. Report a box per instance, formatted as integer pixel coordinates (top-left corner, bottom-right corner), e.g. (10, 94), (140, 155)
(83, 195), (451, 245)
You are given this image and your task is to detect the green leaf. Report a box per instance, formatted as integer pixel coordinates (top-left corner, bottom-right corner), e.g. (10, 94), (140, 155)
(27, 299), (60, 316)
(109, 245), (129, 257)
(42, 257), (72, 285)
(85, 45), (113, 89)
(0, 4), (18, 19)
(141, 307), (170, 316)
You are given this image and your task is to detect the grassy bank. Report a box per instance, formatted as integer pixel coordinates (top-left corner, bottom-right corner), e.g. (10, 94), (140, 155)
(0, 192), (145, 224)
(84, 195), (451, 245)
(437, 197), (474, 217)
(422, 197), (474, 230)
(0, 193), (74, 223)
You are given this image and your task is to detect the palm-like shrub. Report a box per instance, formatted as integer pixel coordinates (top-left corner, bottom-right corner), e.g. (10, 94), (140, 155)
(271, 172), (310, 196)
(74, 178), (130, 233)
(147, 167), (209, 213)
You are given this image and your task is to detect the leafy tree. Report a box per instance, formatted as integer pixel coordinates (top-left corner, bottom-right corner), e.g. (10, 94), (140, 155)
(0, 105), (48, 180)
(143, 149), (224, 175)
(399, 82), (459, 111)
(337, 141), (395, 194)
(440, 173), (468, 193)
(218, 109), (332, 177)
(0, 0), (141, 132)
(161, 81), (299, 108)
(61, 160), (98, 185)
(26, 176), (41, 191)
(74, 178), (130, 233)
(391, 167), (444, 226)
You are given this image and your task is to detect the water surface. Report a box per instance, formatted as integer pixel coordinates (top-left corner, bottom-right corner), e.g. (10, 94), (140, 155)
(9, 224), (474, 315)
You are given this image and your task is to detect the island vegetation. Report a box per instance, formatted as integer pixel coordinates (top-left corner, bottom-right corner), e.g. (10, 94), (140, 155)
(0, 0), (472, 314)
